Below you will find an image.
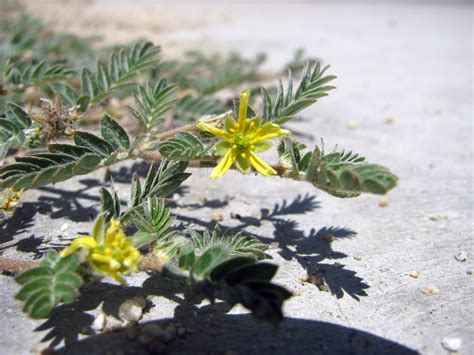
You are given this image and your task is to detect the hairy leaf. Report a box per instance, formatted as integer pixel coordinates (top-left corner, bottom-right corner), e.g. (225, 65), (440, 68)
(175, 95), (224, 122)
(261, 62), (336, 124)
(0, 115), (129, 190)
(278, 138), (398, 197)
(127, 79), (177, 132)
(158, 132), (207, 161)
(15, 250), (82, 319)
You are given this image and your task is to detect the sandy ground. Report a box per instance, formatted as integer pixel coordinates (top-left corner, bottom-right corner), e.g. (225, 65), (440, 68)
(1, 1), (473, 354)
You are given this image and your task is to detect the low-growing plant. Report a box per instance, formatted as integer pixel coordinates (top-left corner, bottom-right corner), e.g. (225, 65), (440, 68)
(0, 4), (397, 336)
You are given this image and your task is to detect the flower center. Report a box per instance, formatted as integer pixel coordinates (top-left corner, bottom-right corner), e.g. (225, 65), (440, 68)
(234, 133), (251, 149)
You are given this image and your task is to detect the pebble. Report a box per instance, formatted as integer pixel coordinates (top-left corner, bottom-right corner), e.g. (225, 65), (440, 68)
(378, 198), (389, 208)
(323, 232), (335, 243)
(353, 255), (362, 261)
(454, 251), (467, 262)
(119, 299), (143, 323)
(318, 284), (330, 292)
(441, 337), (462, 352)
(384, 116), (394, 125)
(91, 312), (106, 331)
(347, 120), (358, 129)
(269, 242), (280, 249)
(211, 213), (224, 222)
(60, 223), (69, 232)
(104, 316), (127, 332)
(409, 271), (420, 279)
(242, 197), (252, 205)
(429, 215), (449, 221)
(420, 285), (439, 295)
(467, 270), (473, 275)
(198, 196), (207, 204)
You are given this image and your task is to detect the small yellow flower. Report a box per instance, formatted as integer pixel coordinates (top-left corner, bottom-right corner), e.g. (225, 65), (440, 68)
(61, 219), (141, 284)
(197, 89), (290, 179)
(0, 188), (24, 211)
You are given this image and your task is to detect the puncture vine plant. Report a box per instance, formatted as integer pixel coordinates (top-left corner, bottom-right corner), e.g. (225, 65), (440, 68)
(0, 3), (397, 329)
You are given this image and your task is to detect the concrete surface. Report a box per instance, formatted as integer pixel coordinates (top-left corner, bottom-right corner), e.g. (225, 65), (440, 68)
(1, 1), (473, 354)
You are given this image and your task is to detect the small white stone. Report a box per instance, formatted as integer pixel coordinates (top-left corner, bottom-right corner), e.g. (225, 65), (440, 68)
(60, 223), (69, 232)
(105, 316), (127, 332)
(91, 312), (106, 331)
(211, 213), (224, 222)
(347, 120), (358, 129)
(421, 284), (439, 295)
(409, 271), (420, 279)
(378, 198), (389, 208)
(441, 337), (462, 352)
(454, 251), (467, 262)
(119, 299), (143, 323)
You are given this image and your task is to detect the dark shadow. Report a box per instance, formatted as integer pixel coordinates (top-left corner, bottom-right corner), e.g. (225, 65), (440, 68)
(0, 202), (37, 244)
(36, 273), (188, 348)
(52, 285), (417, 354)
(37, 179), (104, 222)
(172, 193), (368, 300)
(104, 161), (151, 183)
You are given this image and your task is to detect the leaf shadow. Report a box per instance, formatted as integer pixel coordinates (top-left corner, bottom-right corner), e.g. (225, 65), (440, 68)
(50, 285), (417, 354)
(172, 193), (368, 300)
(36, 272), (415, 355)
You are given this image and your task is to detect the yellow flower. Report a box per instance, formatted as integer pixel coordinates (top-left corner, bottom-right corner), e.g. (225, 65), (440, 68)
(61, 219), (141, 284)
(0, 188), (23, 211)
(197, 89), (290, 179)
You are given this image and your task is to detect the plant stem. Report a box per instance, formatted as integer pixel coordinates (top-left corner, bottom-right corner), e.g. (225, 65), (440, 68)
(0, 254), (168, 276)
(150, 124), (199, 141)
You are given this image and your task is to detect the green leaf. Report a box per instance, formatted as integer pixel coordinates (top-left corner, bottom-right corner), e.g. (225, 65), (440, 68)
(194, 246), (229, 277)
(142, 161), (191, 200)
(127, 79), (177, 132)
(0, 147), (102, 190)
(6, 102), (32, 128)
(209, 256), (255, 282)
(261, 62), (336, 124)
(83, 42), (160, 107)
(92, 213), (107, 244)
(4, 60), (74, 89)
(15, 251), (82, 319)
(189, 227), (266, 259)
(51, 83), (78, 107)
(81, 68), (98, 98)
(158, 132), (206, 161)
(100, 114), (130, 151)
(224, 263), (278, 285)
(278, 138), (398, 198)
(128, 197), (174, 248)
(74, 131), (114, 158)
(178, 243), (196, 270)
(175, 95), (225, 122)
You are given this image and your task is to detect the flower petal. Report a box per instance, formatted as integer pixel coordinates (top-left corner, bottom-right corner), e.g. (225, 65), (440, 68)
(248, 151), (277, 176)
(197, 120), (232, 141)
(210, 149), (236, 179)
(237, 89), (250, 126)
(60, 236), (96, 257)
(250, 122), (290, 143)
